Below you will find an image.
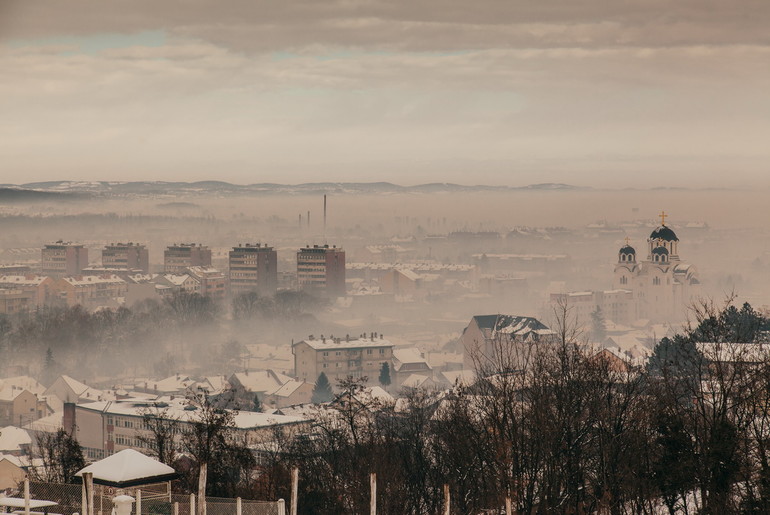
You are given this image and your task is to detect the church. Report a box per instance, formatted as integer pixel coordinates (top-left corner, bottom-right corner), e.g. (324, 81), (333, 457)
(613, 212), (700, 323)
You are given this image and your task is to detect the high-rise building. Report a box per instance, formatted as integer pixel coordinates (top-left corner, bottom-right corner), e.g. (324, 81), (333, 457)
(41, 241), (88, 278)
(164, 243), (211, 273)
(297, 244), (345, 297)
(102, 242), (149, 272)
(229, 243), (278, 296)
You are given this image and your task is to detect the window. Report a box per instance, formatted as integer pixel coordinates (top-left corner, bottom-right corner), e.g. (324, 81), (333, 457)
(379, 349), (385, 355)
(367, 349), (373, 355)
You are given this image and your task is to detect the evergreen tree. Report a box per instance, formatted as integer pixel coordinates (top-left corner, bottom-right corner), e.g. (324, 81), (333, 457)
(312, 372), (333, 404)
(253, 393), (263, 413)
(379, 362), (392, 387)
(590, 306), (607, 343)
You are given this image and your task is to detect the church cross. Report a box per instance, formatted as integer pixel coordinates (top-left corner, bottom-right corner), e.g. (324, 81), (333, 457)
(659, 211), (668, 226)
(624, 236), (631, 246)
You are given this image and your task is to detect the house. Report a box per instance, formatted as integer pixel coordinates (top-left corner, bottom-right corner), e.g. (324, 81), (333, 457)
(0, 426), (32, 456)
(459, 314), (555, 370)
(391, 348), (433, 388)
(0, 376), (51, 427)
(43, 375), (113, 411)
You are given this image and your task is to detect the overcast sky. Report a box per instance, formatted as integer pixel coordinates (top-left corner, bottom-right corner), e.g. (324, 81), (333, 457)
(1, 1), (769, 187)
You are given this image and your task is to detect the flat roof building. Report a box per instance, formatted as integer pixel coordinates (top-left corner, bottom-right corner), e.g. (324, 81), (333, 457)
(229, 244), (277, 296)
(297, 245), (345, 297)
(102, 243), (149, 273)
(164, 243), (211, 274)
(41, 241), (88, 278)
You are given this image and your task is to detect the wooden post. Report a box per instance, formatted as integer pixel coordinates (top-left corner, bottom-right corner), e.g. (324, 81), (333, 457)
(135, 489), (142, 515)
(290, 468), (298, 515)
(197, 463), (207, 515)
(189, 493), (195, 515)
(235, 498), (241, 515)
(87, 473), (95, 515)
(369, 473), (376, 515)
(173, 502), (179, 515)
(443, 484), (450, 515)
(505, 496), (512, 515)
(24, 478), (31, 515)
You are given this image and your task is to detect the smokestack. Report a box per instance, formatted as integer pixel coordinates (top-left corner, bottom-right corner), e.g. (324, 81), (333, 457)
(323, 194), (327, 243)
(307, 210), (310, 228)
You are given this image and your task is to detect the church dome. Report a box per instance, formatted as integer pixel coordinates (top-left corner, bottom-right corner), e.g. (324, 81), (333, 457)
(650, 225), (678, 242)
(651, 245), (669, 255)
(619, 244), (635, 255)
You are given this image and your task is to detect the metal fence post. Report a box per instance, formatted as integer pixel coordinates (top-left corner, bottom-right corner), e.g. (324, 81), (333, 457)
(236, 497), (241, 515)
(276, 499), (285, 515)
(136, 489), (142, 515)
(190, 493), (195, 515)
(173, 502), (179, 515)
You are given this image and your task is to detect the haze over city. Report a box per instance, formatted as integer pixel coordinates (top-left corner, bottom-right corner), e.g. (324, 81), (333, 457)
(2, 2), (770, 515)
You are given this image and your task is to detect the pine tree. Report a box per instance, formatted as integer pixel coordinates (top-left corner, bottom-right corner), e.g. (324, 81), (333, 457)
(253, 393), (263, 413)
(379, 362), (391, 387)
(590, 306), (607, 343)
(312, 372), (333, 404)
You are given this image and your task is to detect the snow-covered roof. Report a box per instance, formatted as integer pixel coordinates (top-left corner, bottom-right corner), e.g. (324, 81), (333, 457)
(59, 275), (126, 286)
(0, 426), (32, 452)
(0, 275), (50, 286)
(76, 449), (177, 487)
(76, 399), (308, 430)
(295, 336), (394, 351)
(230, 370), (291, 394)
(401, 374), (433, 389)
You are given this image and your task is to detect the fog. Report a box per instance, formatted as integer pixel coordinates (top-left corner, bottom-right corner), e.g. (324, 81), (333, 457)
(0, 184), (768, 389)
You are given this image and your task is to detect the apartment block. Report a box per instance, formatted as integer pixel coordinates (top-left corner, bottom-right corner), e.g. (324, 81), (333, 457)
(229, 243), (278, 296)
(164, 243), (211, 273)
(41, 241), (88, 278)
(292, 333), (393, 384)
(297, 245), (345, 297)
(102, 243), (149, 272)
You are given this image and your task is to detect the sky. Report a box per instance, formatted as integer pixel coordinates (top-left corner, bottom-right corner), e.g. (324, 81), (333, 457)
(1, 0), (769, 188)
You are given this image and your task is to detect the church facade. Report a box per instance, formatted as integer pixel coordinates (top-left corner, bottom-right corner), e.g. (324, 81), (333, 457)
(613, 213), (700, 323)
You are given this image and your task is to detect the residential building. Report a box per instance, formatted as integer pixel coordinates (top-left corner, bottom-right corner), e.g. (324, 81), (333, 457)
(185, 266), (227, 300)
(164, 243), (211, 274)
(153, 273), (201, 297)
(297, 245), (346, 297)
(391, 347), (433, 388)
(41, 241), (88, 278)
(69, 398), (309, 460)
(0, 377), (51, 427)
(229, 244), (278, 296)
(0, 275), (56, 307)
(0, 289), (32, 315)
(102, 243), (149, 273)
(459, 314), (555, 370)
(54, 275), (127, 308)
(292, 333), (394, 385)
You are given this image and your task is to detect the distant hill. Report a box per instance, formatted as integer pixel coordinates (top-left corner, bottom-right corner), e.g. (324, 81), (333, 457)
(0, 187), (80, 202)
(6, 181), (590, 198)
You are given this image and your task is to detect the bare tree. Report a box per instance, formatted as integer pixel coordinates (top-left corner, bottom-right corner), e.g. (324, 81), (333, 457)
(136, 405), (181, 465)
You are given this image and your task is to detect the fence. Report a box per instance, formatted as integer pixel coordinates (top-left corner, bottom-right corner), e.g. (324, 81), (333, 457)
(25, 483), (284, 515)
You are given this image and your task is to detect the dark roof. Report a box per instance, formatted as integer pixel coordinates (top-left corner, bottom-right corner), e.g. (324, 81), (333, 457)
(619, 244), (636, 254)
(473, 314), (552, 335)
(650, 225), (679, 242)
(472, 314), (502, 330)
(652, 245), (669, 255)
